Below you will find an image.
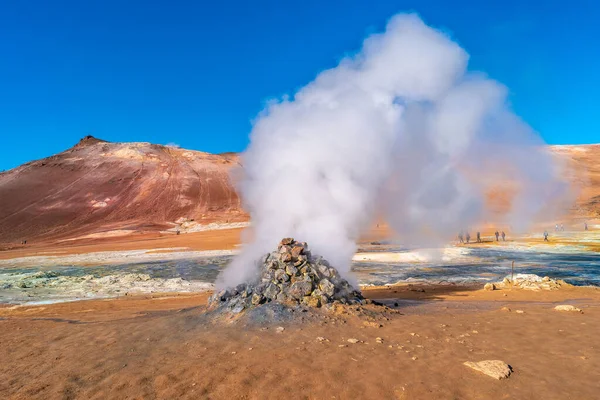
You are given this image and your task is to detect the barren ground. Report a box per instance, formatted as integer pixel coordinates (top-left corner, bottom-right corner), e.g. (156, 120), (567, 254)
(1, 285), (599, 399)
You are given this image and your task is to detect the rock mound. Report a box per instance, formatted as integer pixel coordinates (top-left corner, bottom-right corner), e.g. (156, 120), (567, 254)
(208, 238), (365, 315)
(554, 304), (583, 313)
(492, 274), (569, 291)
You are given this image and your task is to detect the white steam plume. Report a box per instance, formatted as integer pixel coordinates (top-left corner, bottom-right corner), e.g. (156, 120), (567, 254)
(217, 13), (570, 288)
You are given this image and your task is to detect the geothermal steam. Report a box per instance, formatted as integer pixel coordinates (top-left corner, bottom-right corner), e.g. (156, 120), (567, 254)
(218, 13), (569, 288)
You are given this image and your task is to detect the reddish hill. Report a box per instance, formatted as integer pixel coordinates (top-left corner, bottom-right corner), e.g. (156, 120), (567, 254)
(0, 136), (244, 243)
(550, 144), (600, 219)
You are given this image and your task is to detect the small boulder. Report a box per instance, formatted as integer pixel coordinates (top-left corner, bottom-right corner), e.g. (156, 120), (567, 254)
(289, 280), (313, 300)
(319, 279), (335, 297)
(291, 245), (304, 259)
(274, 269), (289, 282)
(264, 283), (280, 300)
(463, 360), (513, 380)
(554, 305), (582, 313)
(303, 296), (321, 308)
(294, 254), (307, 267)
(251, 293), (264, 305)
(231, 303), (245, 314)
(285, 264), (298, 276)
(484, 283), (496, 291)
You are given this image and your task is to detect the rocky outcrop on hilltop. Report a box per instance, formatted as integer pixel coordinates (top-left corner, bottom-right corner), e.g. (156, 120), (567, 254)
(208, 238), (366, 317)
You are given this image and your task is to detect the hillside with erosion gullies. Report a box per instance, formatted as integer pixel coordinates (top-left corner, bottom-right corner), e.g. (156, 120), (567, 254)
(550, 144), (600, 219)
(0, 136), (244, 243)
(0, 137), (598, 245)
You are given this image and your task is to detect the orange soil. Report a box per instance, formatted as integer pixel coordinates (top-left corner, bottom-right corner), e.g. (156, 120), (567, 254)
(1, 285), (599, 399)
(0, 228), (244, 260)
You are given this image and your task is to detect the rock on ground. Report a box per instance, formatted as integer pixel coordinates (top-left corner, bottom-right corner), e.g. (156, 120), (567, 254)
(491, 274), (569, 291)
(554, 305), (583, 313)
(463, 360), (513, 380)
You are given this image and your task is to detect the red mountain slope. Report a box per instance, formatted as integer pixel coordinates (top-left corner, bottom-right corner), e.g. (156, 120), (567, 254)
(0, 136), (244, 242)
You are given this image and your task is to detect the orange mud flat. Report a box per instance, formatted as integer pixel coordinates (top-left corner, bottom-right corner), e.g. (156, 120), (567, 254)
(0, 228), (244, 260)
(1, 285), (599, 399)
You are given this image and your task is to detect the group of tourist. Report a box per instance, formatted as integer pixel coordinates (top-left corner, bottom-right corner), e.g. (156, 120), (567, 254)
(458, 230), (505, 244)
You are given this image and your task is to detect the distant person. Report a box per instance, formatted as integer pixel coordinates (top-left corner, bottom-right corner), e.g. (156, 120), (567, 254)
(465, 232), (471, 243)
(458, 231), (464, 244)
(495, 231), (499, 241)
(585, 222), (588, 231)
(501, 231), (506, 241)
(476, 232), (481, 243)
(544, 231), (549, 241)
(176, 228), (181, 236)
(555, 224), (559, 232)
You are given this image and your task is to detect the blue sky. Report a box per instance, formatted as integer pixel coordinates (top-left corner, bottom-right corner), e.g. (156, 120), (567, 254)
(1, 0), (598, 170)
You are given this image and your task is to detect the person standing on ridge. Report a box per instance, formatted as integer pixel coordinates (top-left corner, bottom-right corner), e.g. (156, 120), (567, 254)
(501, 231), (506, 241)
(476, 232), (481, 243)
(585, 222), (588, 231)
(465, 232), (471, 243)
(544, 231), (549, 241)
(495, 231), (499, 241)
(458, 231), (464, 243)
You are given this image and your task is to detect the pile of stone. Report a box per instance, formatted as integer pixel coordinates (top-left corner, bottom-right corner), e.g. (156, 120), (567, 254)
(485, 273), (569, 291)
(208, 238), (365, 314)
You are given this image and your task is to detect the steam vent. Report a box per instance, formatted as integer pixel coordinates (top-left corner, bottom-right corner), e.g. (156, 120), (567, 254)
(208, 238), (365, 314)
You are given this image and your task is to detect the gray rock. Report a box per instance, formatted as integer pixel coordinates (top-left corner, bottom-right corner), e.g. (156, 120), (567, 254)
(285, 264), (298, 276)
(274, 269), (289, 283)
(317, 264), (331, 278)
(251, 293), (264, 305)
(264, 283), (280, 300)
(254, 283), (266, 295)
(231, 303), (245, 314)
(276, 292), (288, 302)
(319, 279), (335, 297)
(289, 280), (313, 300)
